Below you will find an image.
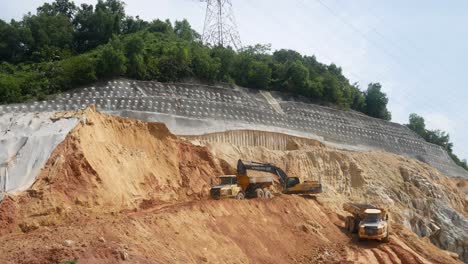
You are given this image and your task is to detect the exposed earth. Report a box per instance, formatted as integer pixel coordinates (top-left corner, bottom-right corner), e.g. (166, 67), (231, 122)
(0, 109), (466, 263)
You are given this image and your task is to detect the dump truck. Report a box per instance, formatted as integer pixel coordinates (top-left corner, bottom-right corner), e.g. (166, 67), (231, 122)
(210, 174), (273, 199)
(343, 203), (390, 242)
(210, 159), (322, 199)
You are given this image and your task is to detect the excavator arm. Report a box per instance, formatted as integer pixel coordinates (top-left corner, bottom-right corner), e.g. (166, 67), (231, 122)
(237, 159), (322, 194)
(237, 160), (289, 188)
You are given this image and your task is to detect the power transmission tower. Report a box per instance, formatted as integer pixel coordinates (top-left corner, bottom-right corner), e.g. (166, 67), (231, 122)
(202, 0), (242, 50)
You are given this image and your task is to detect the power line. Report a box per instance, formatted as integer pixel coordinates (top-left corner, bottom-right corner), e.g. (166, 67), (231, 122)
(303, 0), (467, 122)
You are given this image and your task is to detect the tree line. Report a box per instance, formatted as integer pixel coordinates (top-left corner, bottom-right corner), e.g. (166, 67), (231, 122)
(0, 0), (392, 120)
(407, 113), (467, 171)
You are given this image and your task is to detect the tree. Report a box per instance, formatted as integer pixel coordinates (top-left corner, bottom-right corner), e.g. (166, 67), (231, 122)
(349, 84), (366, 112)
(124, 34), (146, 79)
(96, 37), (126, 78)
(191, 44), (220, 81)
(24, 12), (74, 61)
(148, 19), (173, 34)
(283, 60), (309, 93)
(246, 61), (271, 89)
(174, 19), (199, 41)
(425, 129), (453, 152)
(322, 72), (343, 105)
(211, 46), (236, 81)
(73, 0), (126, 52)
(0, 19), (33, 61)
(56, 55), (97, 87)
(273, 49), (302, 64)
(37, 0), (77, 19)
(122, 16), (148, 34)
(364, 83), (391, 120)
(0, 74), (22, 103)
(406, 113), (426, 138)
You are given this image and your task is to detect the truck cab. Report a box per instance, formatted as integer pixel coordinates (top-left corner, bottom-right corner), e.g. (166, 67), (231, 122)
(210, 175), (240, 199)
(358, 209), (389, 242)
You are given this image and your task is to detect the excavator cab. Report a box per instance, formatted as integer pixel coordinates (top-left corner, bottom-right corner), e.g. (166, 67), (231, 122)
(286, 177), (300, 188)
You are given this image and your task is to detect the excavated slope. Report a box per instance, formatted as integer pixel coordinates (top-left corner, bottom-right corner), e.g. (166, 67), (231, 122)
(207, 135), (468, 261)
(0, 110), (464, 264)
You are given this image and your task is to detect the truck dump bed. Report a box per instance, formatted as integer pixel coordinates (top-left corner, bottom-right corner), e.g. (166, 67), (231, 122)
(343, 203), (386, 218)
(344, 203), (377, 214)
(237, 175), (273, 190)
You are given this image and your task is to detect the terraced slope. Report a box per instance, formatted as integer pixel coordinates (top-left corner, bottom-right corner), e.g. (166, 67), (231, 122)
(1, 79), (465, 178)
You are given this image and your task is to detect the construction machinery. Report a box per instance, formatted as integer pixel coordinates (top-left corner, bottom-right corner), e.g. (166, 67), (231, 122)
(343, 203), (390, 242)
(210, 174), (273, 200)
(237, 160), (322, 195)
(210, 160), (322, 199)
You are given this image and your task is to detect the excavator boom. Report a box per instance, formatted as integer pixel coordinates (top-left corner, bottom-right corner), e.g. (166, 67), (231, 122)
(237, 160), (322, 194)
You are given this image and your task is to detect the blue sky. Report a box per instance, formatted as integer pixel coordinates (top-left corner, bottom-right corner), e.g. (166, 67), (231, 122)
(1, 0), (467, 161)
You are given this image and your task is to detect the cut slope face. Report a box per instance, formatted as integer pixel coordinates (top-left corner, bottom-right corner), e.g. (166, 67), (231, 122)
(0, 112), (78, 195)
(206, 134), (468, 261)
(0, 110), (464, 263)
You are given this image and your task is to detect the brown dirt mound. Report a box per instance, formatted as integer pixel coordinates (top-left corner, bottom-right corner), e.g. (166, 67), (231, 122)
(0, 109), (463, 263)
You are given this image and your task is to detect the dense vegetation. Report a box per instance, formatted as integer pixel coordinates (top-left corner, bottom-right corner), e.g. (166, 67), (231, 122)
(0, 0), (391, 120)
(406, 113), (467, 171)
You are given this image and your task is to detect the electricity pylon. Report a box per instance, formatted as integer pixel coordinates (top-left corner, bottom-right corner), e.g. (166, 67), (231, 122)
(202, 0), (242, 50)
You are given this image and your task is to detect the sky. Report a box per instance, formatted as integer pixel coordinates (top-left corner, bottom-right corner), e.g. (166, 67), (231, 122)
(1, 0), (467, 160)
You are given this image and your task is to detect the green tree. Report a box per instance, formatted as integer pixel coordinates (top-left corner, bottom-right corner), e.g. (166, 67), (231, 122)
(406, 113), (426, 138)
(55, 55), (97, 87)
(0, 19), (33, 61)
(0, 74), (22, 103)
(247, 61), (271, 89)
(122, 16), (148, 34)
(37, 0), (77, 19)
(96, 38), (126, 78)
(73, 0), (126, 52)
(211, 46), (236, 81)
(273, 49), (302, 64)
(283, 60), (309, 93)
(174, 19), (199, 41)
(148, 19), (173, 34)
(364, 83), (391, 120)
(124, 34), (146, 79)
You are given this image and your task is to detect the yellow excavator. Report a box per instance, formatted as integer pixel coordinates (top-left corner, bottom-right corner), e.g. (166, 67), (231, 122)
(210, 160), (322, 199)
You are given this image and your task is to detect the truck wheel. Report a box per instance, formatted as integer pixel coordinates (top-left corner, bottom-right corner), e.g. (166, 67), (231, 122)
(349, 218), (355, 233)
(263, 189), (273, 199)
(235, 192), (245, 200)
(255, 188), (264, 198)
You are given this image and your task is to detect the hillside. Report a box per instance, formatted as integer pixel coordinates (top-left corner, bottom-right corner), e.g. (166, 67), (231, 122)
(0, 109), (466, 263)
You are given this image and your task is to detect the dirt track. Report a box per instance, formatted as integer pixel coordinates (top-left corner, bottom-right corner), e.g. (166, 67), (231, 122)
(0, 109), (464, 263)
(0, 195), (458, 264)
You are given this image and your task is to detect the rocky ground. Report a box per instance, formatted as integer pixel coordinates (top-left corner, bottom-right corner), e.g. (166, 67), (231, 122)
(0, 109), (466, 263)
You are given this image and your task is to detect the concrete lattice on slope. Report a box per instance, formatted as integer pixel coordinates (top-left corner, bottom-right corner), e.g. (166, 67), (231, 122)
(0, 78), (466, 179)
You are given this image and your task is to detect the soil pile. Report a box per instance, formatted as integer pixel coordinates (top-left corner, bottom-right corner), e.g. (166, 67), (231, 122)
(0, 110), (464, 263)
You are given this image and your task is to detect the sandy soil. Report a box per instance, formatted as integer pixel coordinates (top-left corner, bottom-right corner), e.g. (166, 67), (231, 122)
(0, 109), (464, 263)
